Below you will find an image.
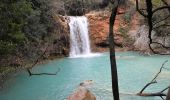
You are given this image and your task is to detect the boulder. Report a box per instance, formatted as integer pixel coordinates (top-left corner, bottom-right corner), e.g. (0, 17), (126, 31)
(134, 25), (170, 54)
(133, 25), (152, 54)
(67, 86), (96, 100)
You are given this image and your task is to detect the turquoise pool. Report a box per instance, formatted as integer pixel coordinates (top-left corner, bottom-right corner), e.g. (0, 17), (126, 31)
(0, 52), (170, 100)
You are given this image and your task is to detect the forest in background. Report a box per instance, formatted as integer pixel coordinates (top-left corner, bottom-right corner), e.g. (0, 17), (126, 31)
(0, 0), (55, 70)
(0, 0), (169, 80)
(0, 0), (113, 73)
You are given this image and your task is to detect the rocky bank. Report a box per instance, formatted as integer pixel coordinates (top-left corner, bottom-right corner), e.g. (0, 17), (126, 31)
(86, 8), (140, 52)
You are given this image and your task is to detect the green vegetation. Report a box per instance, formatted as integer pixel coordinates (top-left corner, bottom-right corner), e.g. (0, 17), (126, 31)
(0, 41), (16, 55)
(0, 0), (60, 68)
(118, 26), (129, 38)
(0, 0), (32, 54)
(0, 0), (112, 70)
(123, 12), (132, 23)
(153, 0), (163, 6)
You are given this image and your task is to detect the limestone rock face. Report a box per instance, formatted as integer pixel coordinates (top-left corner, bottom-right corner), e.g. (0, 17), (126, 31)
(133, 25), (151, 54)
(47, 15), (70, 57)
(67, 86), (96, 100)
(86, 11), (124, 52)
(134, 25), (170, 54)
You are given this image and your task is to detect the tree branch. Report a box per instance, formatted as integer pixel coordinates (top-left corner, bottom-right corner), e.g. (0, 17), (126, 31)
(139, 81), (157, 94)
(161, 86), (170, 93)
(161, 0), (170, 13)
(153, 24), (170, 29)
(26, 44), (60, 76)
(137, 60), (169, 99)
(153, 6), (170, 14)
(135, 0), (170, 99)
(152, 42), (170, 49)
(139, 60), (168, 93)
(160, 96), (165, 100)
(143, 0), (170, 55)
(135, 0), (147, 17)
(29, 45), (49, 69)
(153, 15), (170, 26)
(27, 68), (60, 76)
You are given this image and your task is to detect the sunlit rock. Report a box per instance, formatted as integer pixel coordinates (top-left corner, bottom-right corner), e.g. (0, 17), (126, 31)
(134, 25), (152, 54)
(67, 86), (96, 100)
(79, 80), (94, 87)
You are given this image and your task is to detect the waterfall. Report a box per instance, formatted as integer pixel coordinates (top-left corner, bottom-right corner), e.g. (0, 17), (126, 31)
(69, 16), (99, 58)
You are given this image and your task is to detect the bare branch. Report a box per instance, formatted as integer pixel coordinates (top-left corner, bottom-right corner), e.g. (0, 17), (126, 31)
(139, 81), (157, 94)
(161, 86), (170, 93)
(148, 43), (170, 55)
(153, 6), (170, 14)
(163, 67), (170, 70)
(139, 60), (168, 94)
(27, 68), (60, 76)
(144, 0), (170, 55)
(161, 0), (170, 13)
(153, 15), (170, 26)
(135, 0), (170, 99)
(135, 0), (147, 17)
(152, 42), (170, 49)
(153, 24), (170, 29)
(137, 92), (166, 97)
(160, 96), (165, 100)
(152, 60), (168, 81)
(26, 44), (60, 76)
(29, 45), (49, 69)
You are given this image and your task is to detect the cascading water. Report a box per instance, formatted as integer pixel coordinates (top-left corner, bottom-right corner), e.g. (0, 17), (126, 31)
(69, 16), (93, 58)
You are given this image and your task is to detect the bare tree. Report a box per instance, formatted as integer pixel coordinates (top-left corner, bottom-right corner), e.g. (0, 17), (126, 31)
(137, 60), (169, 100)
(136, 0), (170, 99)
(136, 0), (170, 55)
(109, 0), (121, 100)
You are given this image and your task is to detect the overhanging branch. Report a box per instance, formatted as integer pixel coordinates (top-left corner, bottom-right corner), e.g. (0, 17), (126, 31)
(26, 44), (60, 76)
(153, 6), (170, 14)
(137, 60), (169, 99)
(27, 68), (60, 76)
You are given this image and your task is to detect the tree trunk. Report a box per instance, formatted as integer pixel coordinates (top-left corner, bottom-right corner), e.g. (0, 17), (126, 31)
(166, 88), (170, 100)
(109, 1), (120, 100)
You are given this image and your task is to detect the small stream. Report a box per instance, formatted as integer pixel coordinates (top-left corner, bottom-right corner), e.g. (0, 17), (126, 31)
(0, 52), (170, 100)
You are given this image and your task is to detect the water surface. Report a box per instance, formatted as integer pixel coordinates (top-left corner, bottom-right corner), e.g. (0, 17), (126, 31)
(0, 52), (170, 100)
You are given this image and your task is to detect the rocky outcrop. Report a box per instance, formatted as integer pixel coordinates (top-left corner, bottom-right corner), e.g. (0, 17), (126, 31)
(86, 8), (139, 52)
(67, 86), (96, 100)
(133, 25), (152, 54)
(133, 25), (170, 54)
(47, 15), (70, 57)
(86, 11), (125, 52)
(68, 80), (96, 100)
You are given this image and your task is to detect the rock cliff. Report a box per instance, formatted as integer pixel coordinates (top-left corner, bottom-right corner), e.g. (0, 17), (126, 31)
(86, 8), (139, 52)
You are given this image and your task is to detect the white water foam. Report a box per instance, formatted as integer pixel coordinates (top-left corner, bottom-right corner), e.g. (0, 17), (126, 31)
(69, 16), (101, 58)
